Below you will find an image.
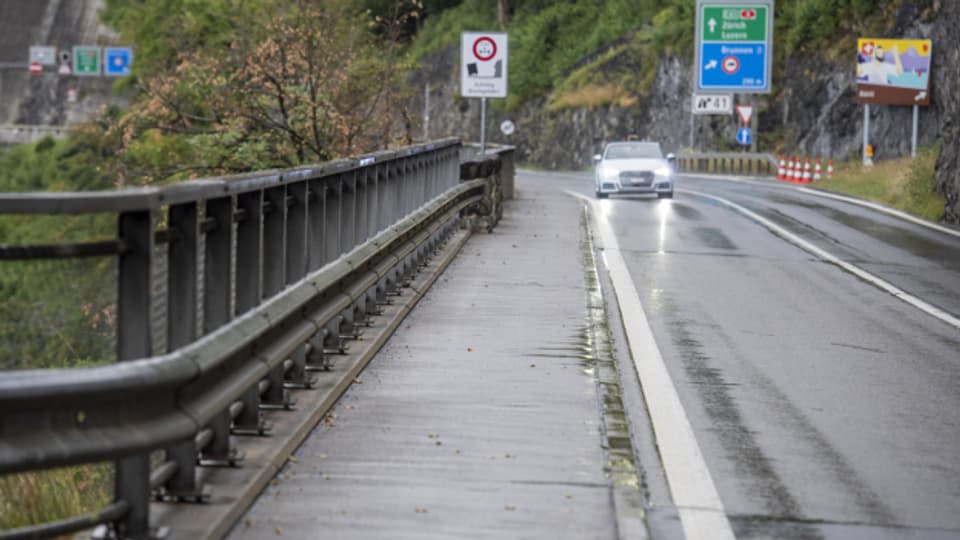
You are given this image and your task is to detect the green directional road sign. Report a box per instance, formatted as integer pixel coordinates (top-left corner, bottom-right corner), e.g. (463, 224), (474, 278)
(72, 46), (101, 76)
(695, 0), (773, 94)
(701, 6), (768, 42)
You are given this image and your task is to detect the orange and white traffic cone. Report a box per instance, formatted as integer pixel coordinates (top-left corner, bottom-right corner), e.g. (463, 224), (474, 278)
(777, 155), (786, 180)
(802, 157), (812, 183)
(786, 156), (795, 182)
(813, 159), (822, 181)
(827, 159), (834, 179)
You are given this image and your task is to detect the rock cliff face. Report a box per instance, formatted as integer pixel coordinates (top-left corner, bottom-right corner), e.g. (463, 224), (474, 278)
(413, 1), (959, 223)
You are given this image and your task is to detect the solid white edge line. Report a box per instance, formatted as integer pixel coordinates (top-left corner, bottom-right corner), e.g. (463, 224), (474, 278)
(566, 190), (736, 540)
(678, 187), (960, 330)
(679, 172), (960, 239)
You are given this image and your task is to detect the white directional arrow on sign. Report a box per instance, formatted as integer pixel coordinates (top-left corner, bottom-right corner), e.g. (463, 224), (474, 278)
(915, 91), (927, 102)
(704, 59), (718, 70)
(708, 18), (717, 33)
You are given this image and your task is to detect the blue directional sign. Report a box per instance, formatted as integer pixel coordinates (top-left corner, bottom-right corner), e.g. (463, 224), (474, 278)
(103, 47), (133, 77)
(695, 0), (773, 94)
(736, 127), (751, 145)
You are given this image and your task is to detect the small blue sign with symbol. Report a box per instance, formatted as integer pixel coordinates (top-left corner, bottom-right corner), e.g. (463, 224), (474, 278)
(736, 127), (752, 146)
(700, 43), (767, 91)
(103, 47), (133, 77)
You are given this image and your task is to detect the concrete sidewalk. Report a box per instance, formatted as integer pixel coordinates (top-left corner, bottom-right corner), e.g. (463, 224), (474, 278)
(228, 180), (633, 539)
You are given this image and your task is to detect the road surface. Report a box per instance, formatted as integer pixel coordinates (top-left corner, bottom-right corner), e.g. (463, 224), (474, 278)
(553, 169), (960, 539)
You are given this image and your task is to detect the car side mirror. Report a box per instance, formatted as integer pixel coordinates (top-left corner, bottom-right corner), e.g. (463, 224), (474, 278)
(593, 154), (602, 164)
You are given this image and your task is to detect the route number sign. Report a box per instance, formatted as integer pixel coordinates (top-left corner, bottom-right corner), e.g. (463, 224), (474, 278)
(695, 0), (773, 94)
(692, 93), (733, 115)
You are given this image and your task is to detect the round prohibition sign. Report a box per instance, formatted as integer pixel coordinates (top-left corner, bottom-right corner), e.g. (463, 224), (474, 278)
(472, 37), (497, 61)
(721, 55), (740, 75)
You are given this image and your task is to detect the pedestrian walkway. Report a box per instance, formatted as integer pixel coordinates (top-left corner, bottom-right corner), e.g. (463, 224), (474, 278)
(228, 179), (629, 539)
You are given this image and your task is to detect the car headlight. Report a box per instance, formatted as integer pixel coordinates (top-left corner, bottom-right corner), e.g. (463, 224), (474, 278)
(655, 166), (672, 177)
(599, 165), (620, 179)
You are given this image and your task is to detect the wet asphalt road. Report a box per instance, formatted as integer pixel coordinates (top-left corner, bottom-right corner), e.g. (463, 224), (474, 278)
(539, 170), (960, 539)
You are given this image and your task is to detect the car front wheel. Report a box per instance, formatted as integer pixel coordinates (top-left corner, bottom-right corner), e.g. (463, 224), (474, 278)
(596, 190), (608, 199)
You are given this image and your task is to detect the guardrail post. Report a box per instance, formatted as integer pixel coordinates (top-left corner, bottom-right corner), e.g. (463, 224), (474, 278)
(235, 190), (262, 316)
(233, 190), (265, 433)
(161, 201), (208, 502)
(355, 170), (368, 247)
(202, 196), (242, 465)
(115, 209), (155, 540)
(283, 182), (313, 388)
(323, 176), (341, 264)
(340, 173), (356, 255)
(307, 180), (326, 272)
(261, 185), (290, 409)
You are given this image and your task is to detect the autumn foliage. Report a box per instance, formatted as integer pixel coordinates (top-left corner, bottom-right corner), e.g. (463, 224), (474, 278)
(109, 0), (418, 185)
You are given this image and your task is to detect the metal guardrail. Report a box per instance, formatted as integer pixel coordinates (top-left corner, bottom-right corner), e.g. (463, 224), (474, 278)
(0, 138), (510, 540)
(675, 152), (778, 177)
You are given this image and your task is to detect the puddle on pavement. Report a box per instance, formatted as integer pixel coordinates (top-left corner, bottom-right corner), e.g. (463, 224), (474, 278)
(694, 226), (739, 250)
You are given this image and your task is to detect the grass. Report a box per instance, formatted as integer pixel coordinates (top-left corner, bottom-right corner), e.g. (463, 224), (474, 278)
(813, 145), (944, 222)
(0, 464), (112, 533)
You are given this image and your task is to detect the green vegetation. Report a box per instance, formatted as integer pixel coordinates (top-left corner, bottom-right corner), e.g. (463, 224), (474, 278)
(815, 145), (944, 222)
(0, 465), (112, 532)
(409, 0), (895, 111)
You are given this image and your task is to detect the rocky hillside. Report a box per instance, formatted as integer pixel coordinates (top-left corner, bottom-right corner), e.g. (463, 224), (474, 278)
(412, 0), (960, 223)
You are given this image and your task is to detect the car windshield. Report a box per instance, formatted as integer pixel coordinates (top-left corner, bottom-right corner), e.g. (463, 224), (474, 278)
(605, 143), (662, 160)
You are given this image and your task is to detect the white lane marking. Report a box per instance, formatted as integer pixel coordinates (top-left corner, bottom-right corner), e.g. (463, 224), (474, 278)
(566, 190), (736, 540)
(679, 187), (960, 330)
(680, 173), (960, 239)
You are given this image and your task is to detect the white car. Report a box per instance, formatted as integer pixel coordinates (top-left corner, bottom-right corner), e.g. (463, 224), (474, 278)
(593, 142), (674, 199)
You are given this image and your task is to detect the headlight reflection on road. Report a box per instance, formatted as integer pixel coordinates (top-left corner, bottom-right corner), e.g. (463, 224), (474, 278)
(657, 199), (672, 254)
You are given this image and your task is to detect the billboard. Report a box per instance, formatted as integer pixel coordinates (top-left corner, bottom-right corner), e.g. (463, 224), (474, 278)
(856, 38), (932, 106)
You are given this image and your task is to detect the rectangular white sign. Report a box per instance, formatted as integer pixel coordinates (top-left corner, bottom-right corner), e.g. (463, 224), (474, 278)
(29, 46), (57, 66)
(692, 93), (733, 115)
(461, 32), (508, 98)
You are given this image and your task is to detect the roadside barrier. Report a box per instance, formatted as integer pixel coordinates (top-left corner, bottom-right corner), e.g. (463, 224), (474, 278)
(0, 138), (513, 540)
(777, 155), (786, 180)
(675, 152), (778, 177)
(813, 159), (822, 181)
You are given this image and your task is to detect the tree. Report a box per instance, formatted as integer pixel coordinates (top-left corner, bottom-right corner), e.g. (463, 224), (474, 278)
(111, 0), (415, 184)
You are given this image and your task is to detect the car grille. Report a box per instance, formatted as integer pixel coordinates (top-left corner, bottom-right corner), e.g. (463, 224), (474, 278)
(620, 171), (654, 185)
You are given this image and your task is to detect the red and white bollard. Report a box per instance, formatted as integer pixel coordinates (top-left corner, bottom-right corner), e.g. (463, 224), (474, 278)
(813, 159), (822, 181)
(827, 159), (834, 179)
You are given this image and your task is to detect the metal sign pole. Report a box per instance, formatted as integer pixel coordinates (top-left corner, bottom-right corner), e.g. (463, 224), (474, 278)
(424, 83), (430, 141)
(863, 104), (870, 165)
(480, 97), (487, 153)
(911, 104), (919, 158)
